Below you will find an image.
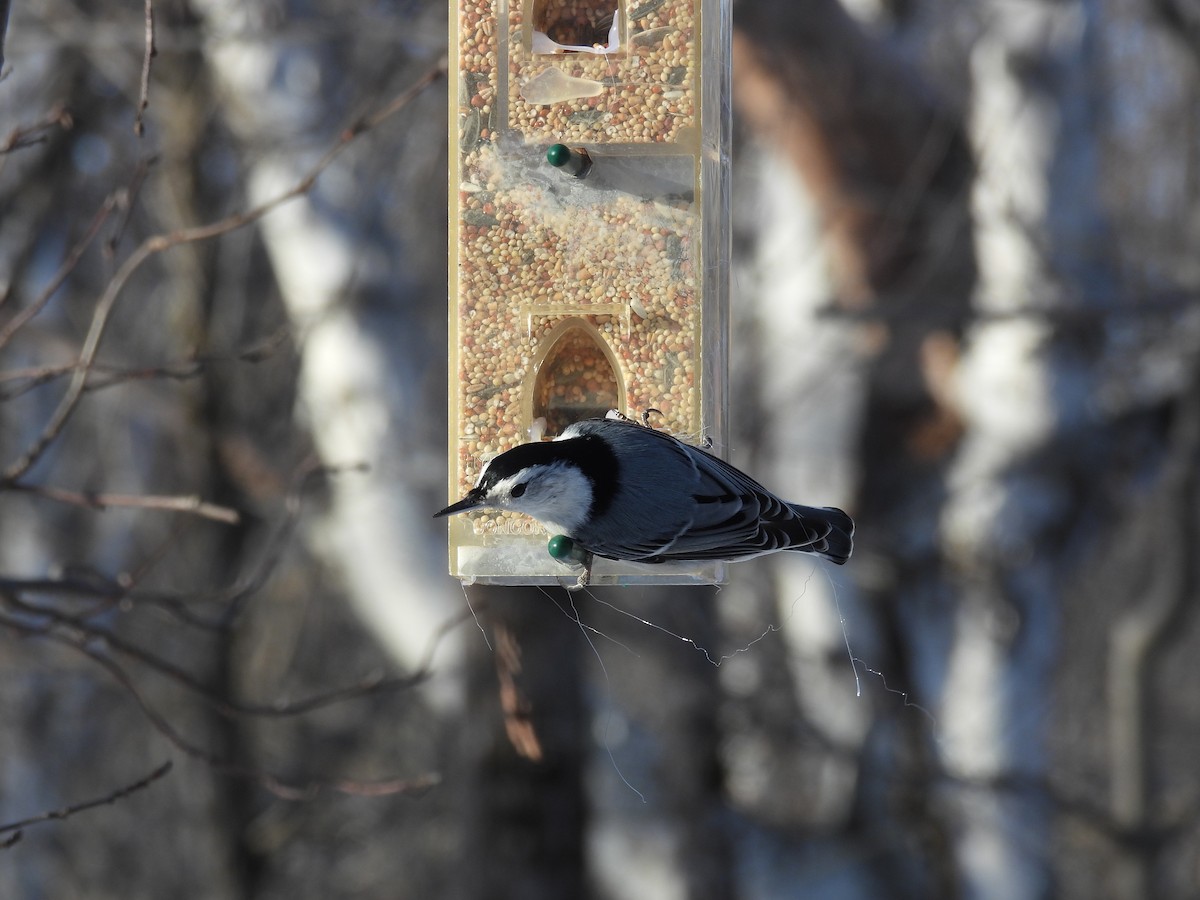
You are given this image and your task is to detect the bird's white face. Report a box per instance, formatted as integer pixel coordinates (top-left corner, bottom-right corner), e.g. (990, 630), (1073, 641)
(480, 461), (593, 536)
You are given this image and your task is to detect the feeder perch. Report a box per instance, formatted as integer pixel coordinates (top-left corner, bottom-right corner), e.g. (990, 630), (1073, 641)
(447, 0), (731, 584)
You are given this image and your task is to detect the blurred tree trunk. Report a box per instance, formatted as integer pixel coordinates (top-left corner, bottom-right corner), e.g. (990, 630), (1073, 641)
(460, 586), (734, 900)
(927, 3), (1118, 896)
(461, 586), (589, 900)
(734, 0), (1108, 896)
(732, 5), (974, 891)
(1104, 380), (1200, 899)
(192, 0), (462, 693)
(600, 589), (736, 900)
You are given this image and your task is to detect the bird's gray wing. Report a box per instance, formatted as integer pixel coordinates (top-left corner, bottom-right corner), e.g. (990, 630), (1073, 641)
(660, 446), (853, 562)
(647, 440), (814, 561)
(563, 419), (824, 562)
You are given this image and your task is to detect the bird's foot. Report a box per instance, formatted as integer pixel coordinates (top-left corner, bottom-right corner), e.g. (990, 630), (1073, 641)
(565, 553), (594, 591)
(606, 408), (663, 429)
(549, 535), (593, 590)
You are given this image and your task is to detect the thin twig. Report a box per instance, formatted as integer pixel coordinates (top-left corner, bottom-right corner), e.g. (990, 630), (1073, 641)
(133, 0), (157, 137)
(0, 325), (291, 401)
(0, 359), (203, 401)
(7, 482), (241, 524)
(213, 457), (368, 629)
(0, 612), (439, 800)
(0, 761), (172, 845)
(0, 459), (355, 633)
(1, 60), (446, 486)
(0, 445), (467, 796)
(0, 192), (115, 347)
(0, 586), (469, 719)
(105, 154), (158, 257)
(0, 105), (71, 157)
(114, 516), (190, 603)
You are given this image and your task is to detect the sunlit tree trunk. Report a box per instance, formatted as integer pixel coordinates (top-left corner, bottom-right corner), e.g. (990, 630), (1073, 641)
(930, 3), (1115, 895)
(733, 0), (1111, 896)
(191, 0), (461, 696)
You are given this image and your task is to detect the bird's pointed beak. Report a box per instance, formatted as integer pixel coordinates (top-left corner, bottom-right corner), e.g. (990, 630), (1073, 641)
(434, 489), (485, 518)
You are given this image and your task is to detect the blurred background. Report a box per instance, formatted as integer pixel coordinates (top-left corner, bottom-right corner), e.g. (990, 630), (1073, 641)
(2, 0), (1199, 897)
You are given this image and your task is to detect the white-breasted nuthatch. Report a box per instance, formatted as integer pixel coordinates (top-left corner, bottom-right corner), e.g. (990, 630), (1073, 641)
(435, 412), (854, 574)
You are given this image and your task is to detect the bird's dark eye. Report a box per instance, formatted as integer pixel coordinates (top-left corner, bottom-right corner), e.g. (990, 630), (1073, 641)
(511, 483), (526, 498)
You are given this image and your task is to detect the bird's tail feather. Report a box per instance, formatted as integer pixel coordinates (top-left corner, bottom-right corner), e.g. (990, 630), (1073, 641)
(792, 505), (854, 565)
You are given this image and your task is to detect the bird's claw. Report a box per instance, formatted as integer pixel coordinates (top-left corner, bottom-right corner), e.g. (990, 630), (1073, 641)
(606, 408), (663, 429)
(572, 551), (595, 590)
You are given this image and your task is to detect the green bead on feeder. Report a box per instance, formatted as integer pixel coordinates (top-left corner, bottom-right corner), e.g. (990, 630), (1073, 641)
(547, 534), (590, 565)
(546, 143), (593, 179)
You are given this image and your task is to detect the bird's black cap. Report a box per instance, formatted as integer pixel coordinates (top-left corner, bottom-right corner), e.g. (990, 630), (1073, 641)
(433, 431), (619, 520)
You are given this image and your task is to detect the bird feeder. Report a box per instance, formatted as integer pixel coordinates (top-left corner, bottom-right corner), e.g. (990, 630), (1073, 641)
(447, 0), (731, 585)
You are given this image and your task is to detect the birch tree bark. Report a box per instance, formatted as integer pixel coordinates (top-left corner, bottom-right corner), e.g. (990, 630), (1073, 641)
(190, 0), (463, 697)
(734, 0), (1200, 896)
(733, 0), (1112, 896)
(928, 3), (1117, 895)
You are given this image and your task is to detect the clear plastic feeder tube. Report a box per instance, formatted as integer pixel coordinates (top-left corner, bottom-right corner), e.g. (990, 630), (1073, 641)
(447, 0), (731, 584)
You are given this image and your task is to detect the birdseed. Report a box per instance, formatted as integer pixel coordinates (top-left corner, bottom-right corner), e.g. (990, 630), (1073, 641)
(450, 0), (722, 582)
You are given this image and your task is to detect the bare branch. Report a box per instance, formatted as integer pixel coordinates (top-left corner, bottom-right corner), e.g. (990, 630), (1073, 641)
(0, 612), (440, 800)
(1, 59), (446, 485)
(0, 761), (172, 846)
(0, 458), (360, 634)
(0, 191), (116, 347)
(0, 359), (202, 401)
(326, 773), (441, 797)
(0, 325), (291, 401)
(0, 583), (470, 719)
(6, 482), (241, 524)
(104, 154), (157, 258)
(133, 0), (157, 137)
(0, 105), (72, 158)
